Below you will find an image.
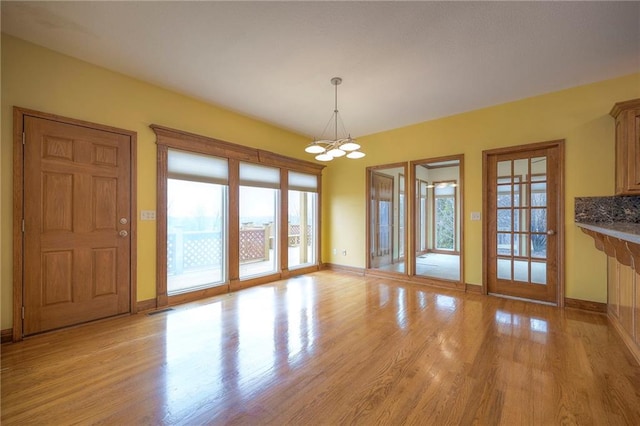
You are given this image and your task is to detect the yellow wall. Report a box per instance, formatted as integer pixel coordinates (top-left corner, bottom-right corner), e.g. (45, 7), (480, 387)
(0, 35), (310, 329)
(2, 34), (639, 330)
(322, 72), (640, 303)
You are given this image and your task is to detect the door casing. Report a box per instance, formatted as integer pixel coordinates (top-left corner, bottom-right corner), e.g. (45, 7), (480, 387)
(13, 107), (138, 341)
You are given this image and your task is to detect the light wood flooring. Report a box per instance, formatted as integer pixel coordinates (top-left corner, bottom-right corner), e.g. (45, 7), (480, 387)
(2, 271), (640, 425)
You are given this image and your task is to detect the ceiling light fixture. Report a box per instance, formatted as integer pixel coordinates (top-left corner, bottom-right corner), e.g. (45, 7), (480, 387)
(305, 77), (365, 162)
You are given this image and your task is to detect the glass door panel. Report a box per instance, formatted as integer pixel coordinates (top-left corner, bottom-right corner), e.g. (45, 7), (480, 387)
(167, 179), (227, 294)
(239, 186), (278, 279)
(288, 190), (317, 269)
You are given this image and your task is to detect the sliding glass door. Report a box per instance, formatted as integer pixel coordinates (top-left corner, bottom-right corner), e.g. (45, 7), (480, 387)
(288, 171), (318, 269)
(239, 163), (280, 279)
(167, 150), (228, 294)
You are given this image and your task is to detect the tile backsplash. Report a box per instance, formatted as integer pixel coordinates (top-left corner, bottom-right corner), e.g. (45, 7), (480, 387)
(575, 196), (640, 223)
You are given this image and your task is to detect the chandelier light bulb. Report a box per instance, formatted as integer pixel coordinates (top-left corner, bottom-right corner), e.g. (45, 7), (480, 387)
(340, 141), (360, 151)
(305, 144), (326, 154)
(327, 148), (346, 157)
(346, 151), (365, 159)
(315, 153), (333, 162)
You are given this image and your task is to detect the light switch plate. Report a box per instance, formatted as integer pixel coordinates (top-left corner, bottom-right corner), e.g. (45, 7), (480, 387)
(141, 210), (156, 220)
(471, 212), (481, 221)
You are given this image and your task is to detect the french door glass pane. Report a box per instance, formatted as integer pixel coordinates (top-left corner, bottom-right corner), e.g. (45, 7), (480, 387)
(435, 196), (455, 250)
(531, 261), (547, 284)
(497, 259), (511, 280)
(167, 179), (227, 294)
(497, 209), (511, 232)
(288, 190), (317, 269)
(239, 186), (278, 278)
(532, 234), (547, 258)
(514, 260), (529, 282)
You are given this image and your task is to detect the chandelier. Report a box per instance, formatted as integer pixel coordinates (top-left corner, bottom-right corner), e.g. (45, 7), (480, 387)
(305, 77), (365, 161)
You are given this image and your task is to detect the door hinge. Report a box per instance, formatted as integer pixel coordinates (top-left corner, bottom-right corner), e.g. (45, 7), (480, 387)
(22, 132), (25, 145)
(22, 219), (25, 233)
(21, 307), (25, 320)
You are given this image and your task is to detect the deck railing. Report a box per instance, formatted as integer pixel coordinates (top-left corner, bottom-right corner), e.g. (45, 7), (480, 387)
(168, 224), (311, 275)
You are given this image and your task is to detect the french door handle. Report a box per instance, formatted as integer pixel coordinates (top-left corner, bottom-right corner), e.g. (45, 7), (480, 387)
(119, 230), (129, 237)
(547, 230), (556, 236)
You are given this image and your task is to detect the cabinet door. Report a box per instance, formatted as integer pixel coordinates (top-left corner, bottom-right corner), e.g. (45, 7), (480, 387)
(612, 101), (640, 195)
(627, 109), (640, 192)
(608, 256), (619, 318)
(618, 263), (634, 337)
(633, 269), (640, 346)
(615, 116), (627, 195)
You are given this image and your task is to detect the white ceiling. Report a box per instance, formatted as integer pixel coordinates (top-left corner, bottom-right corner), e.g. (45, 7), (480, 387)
(2, 1), (639, 139)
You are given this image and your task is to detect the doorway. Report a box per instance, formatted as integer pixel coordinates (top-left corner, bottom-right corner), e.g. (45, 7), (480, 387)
(14, 108), (137, 339)
(367, 163), (407, 274)
(483, 140), (564, 305)
(411, 156), (463, 284)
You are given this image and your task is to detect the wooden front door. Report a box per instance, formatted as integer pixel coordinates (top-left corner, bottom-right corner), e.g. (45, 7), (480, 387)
(21, 114), (134, 336)
(370, 172), (394, 268)
(484, 140), (564, 304)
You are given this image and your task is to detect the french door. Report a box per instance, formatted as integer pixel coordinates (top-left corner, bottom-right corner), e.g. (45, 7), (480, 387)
(370, 172), (394, 268)
(484, 140), (564, 304)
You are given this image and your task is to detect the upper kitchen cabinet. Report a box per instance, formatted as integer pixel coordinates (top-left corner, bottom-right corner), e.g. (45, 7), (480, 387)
(611, 98), (640, 195)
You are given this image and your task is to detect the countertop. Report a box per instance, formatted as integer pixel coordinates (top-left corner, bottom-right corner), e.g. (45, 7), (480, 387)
(575, 222), (640, 245)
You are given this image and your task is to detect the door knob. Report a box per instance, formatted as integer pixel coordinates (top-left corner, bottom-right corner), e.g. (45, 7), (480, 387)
(120, 218), (128, 225)
(546, 230), (556, 235)
(119, 230), (128, 237)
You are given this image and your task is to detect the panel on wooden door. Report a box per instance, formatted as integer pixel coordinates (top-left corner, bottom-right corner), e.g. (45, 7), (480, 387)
(23, 116), (132, 335)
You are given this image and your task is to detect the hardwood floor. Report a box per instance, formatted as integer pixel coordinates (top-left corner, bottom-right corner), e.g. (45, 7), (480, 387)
(2, 271), (640, 425)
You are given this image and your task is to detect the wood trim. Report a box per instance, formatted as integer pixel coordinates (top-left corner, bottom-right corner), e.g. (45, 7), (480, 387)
(13, 108), (24, 342)
(230, 273), (283, 292)
(168, 285), (229, 306)
(13, 107), (138, 342)
(602, 235), (617, 258)
(482, 149), (490, 295)
(130, 133), (138, 314)
(608, 237), (634, 268)
(481, 139), (566, 157)
(228, 159), (240, 282)
(1, 329), (12, 344)
(564, 298), (607, 313)
(150, 124), (324, 175)
(137, 299), (157, 313)
(610, 98), (640, 118)
(408, 274), (466, 292)
(466, 284), (482, 294)
(322, 263), (366, 276)
(556, 140), (566, 308)
(459, 155), (465, 286)
(257, 150), (324, 175)
(156, 144), (169, 308)
(280, 169), (289, 273)
(282, 264), (321, 278)
(316, 173), (323, 266)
